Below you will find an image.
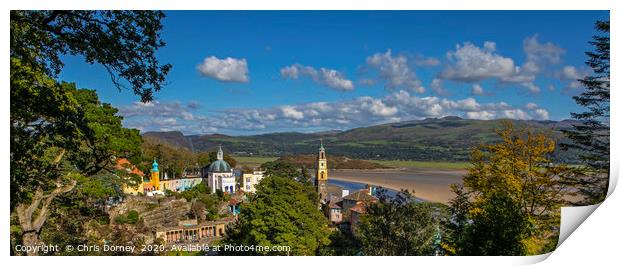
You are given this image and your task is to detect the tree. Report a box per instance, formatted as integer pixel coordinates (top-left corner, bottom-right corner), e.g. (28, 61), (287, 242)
(11, 10), (171, 102)
(11, 10), (169, 255)
(561, 20), (610, 204)
(450, 122), (574, 255)
(355, 190), (438, 256)
(222, 175), (331, 255)
(459, 191), (530, 255)
(196, 150), (237, 168)
(10, 79), (143, 254)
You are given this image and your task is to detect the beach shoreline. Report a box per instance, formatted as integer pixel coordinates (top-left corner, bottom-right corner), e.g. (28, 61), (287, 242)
(329, 167), (466, 204)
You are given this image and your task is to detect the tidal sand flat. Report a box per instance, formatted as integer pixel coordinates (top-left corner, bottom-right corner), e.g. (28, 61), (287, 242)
(329, 167), (467, 203)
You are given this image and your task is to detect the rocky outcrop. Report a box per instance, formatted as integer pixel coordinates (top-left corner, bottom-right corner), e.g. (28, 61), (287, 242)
(110, 196), (191, 229)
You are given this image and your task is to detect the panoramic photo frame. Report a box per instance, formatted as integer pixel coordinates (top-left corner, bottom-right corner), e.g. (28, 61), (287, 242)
(4, 0), (617, 265)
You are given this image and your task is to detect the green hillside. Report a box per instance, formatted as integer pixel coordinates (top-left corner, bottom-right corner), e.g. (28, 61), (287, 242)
(142, 117), (580, 162)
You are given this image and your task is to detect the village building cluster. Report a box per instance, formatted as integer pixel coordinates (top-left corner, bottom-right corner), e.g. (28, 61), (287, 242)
(115, 141), (377, 245)
(116, 145), (263, 196)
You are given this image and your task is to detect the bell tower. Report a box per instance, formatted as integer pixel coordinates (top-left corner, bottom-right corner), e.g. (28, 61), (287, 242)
(316, 139), (328, 203)
(151, 159), (160, 191)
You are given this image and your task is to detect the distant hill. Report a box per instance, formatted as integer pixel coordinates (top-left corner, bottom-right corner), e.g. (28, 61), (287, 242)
(142, 117), (580, 162)
(276, 154), (389, 169)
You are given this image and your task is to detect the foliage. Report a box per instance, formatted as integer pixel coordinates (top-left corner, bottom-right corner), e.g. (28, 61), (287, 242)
(11, 10), (171, 102)
(561, 20), (610, 205)
(140, 136), (237, 177)
(447, 122), (573, 255)
(10, 10), (169, 254)
(355, 190), (438, 256)
(222, 175), (331, 255)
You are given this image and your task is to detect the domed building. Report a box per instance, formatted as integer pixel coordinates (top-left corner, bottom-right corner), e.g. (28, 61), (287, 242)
(202, 145), (236, 194)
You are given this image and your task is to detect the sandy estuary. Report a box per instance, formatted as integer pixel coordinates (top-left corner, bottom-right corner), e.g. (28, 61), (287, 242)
(328, 167), (467, 204)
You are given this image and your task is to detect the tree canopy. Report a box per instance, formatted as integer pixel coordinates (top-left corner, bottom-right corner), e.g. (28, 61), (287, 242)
(222, 175), (331, 255)
(446, 122), (573, 255)
(355, 190), (438, 256)
(11, 10), (171, 102)
(562, 20), (610, 204)
(10, 10), (169, 255)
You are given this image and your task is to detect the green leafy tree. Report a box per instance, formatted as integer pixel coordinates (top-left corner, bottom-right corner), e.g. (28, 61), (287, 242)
(450, 122), (574, 255)
(11, 10), (169, 255)
(11, 81), (143, 255)
(222, 175), (331, 255)
(11, 10), (171, 102)
(459, 191), (530, 255)
(561, 20), (610, 204)
(355, 190), (437, 256)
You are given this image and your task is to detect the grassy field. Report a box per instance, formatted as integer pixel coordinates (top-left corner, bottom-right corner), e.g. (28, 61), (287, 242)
(368, 159), (470, 170)
(232, 156), (278, 167)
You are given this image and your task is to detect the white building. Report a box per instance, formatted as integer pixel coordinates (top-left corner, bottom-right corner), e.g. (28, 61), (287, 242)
(242, 169), (265, 193)
(203, 145), (236, 194)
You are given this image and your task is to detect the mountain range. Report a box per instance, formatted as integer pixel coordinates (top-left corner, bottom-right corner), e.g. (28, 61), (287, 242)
(142, 117), (580, 162)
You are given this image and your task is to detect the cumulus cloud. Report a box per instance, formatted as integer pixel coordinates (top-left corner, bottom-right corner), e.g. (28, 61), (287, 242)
(439, 37), (565, 94)
(471, 84), (485, 96)
(556, 65), (588, 94)
(366, 50), (425, 93)
(439, 41), (517, 82)
(280, 63), (354, 91)
(523, 35), (565, 66)
(119, 91), (551, 135)
(430, 79), (450, 96)
(197, 56), (249, 83)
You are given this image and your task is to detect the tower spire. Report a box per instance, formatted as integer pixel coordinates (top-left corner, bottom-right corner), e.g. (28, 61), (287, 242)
(217, 144), (223, 160)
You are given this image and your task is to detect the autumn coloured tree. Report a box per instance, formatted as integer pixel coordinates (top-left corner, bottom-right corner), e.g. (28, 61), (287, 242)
(449, 122), (575, 255)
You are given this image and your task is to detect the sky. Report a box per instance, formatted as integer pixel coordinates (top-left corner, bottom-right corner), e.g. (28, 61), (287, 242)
(58, 11), (610, 136)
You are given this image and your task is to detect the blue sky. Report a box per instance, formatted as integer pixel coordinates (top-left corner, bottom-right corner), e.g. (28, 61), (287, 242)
(58, 11), (609, 135)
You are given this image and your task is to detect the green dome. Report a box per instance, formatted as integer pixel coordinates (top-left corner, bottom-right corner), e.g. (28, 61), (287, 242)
(208, 159), (231, 172)
(207, 145), (231, 172)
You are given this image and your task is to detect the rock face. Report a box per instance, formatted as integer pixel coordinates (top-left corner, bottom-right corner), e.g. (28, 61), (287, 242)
(110, 196), (192, 229)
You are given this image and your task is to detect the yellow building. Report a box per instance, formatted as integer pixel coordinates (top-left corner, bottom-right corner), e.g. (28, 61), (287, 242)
(150, 159), (161, 191)
(316, 140), (328, 203)
(154, 217), (233, 244)
(242, 169), (265, 193)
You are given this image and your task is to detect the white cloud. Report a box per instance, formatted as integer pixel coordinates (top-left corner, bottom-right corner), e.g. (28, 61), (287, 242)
(556, 65), (588, 94)
(523, 35), (565, 66)
(430, 78), (450, 96)
(471, 84), (485, 96)
(414, 55), (441, 67)
(534, 109), (550, 120)
(439, 41), (517, 82)
(280, 63), (354, 91)
(280, 106), (304, 120)
(120, 94), (552, 134)
(366, 50), (425, 93)
(439, 37), (565, 94)
(525, 103), (539, 110)
(197, 56), (249, 83)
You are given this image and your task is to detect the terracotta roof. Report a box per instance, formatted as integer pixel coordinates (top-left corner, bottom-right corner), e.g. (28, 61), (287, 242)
(343, 189), (376, 202)
(116, 158), (145, 176)
(350, 202), (367, 214)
